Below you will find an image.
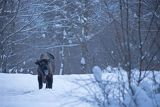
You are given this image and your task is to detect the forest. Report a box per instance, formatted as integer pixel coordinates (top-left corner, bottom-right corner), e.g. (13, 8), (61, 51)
(0, 0), (159, 75)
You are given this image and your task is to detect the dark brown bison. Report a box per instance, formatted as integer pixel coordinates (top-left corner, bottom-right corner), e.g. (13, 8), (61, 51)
(35, 52), (55, 89)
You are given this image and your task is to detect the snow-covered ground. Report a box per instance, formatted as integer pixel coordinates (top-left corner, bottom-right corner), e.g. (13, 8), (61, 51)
(0, 73), (94, 107)
(0, 68), (160, 107)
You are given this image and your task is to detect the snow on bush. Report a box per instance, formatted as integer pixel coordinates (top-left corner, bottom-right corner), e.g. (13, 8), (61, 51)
(92, 66), (102, 82)
(88, 66), (160, 107)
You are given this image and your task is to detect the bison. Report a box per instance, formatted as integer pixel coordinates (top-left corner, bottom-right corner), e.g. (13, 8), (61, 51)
(35, 52), (55, 89)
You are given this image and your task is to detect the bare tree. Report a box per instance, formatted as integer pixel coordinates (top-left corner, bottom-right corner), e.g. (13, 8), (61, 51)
(0, 0), (20, 73)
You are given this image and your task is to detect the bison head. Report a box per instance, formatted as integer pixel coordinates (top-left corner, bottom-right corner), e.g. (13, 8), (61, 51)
(35, 59), (50, 75)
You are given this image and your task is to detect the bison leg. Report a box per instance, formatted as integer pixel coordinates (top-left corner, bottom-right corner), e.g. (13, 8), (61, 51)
(46, 75), (53, 89)
(38, 75), (43, 89)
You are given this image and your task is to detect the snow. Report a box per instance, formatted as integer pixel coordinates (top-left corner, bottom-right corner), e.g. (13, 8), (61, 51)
(0, 68), (160, 107)
(59, 63), (64, 75)
(81, 57), (85, 65)
(124, 85), (153, 107)
(55, 24), (62, 27)
(92, 66), (102, 82)
(0, 73), (92, 107)
(19, 68), (24, 73)
(42, 34), (46, 38)
(68, 40), (72, 44)
(63, 30), (67, 36)
(134, 13), (137, 18)
(94, 0), (100, 3)
(111, 51), (114, 54)
(134, 86), (153, 107)
(23, 61), (26, 65)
